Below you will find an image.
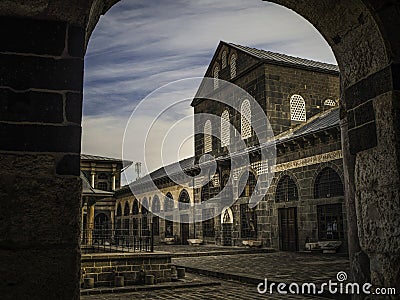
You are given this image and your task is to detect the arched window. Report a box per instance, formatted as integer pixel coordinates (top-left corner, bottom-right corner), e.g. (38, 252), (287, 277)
(221, 110), (230, 147)
(152, 195), (161, 212)
(213, 65), (220, 89)
(238, 171), (257, 198)
(324, 99), (337, 107)
(204, 120), (212, 153)
(116, 203), (122, 217)
(241, 99), (252, 139)
(315, 168), (344, 198)
(164, 193), (174, 212)
(276, 175), (298, 202)
(221, 50), (227, 68)
(123, 202), (130, 216)
(141, 198), (149, 215)
(230, 54), (237, 79)
(178, 189), (190, 210)
(97, 182), (108, 191)
(290, 94), (306, 122)
(132, 200), (139, 215)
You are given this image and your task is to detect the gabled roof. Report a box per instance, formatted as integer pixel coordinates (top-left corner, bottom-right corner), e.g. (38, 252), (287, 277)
(228, 42), (339, 74)
(80, 154), (133, 169)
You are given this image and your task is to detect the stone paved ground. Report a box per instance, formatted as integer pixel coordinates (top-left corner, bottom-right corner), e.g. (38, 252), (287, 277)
(81, 274), (327, 300)
(173, 252), (350, 285)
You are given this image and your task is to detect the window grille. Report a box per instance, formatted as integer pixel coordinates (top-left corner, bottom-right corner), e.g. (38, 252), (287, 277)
(230, 54), (237, 78)
(213, 66), (220, 89)
(317, 204), (344, 240)
(324, 99), (337, 107)
(240, 203), (257, 238)
(97, 182), (108, 191)
(276, 175), (298, 202)
(290, 95), (306, 122)
(221, 51), (227, 68)
(165, 219), (173, 237)
(202, 208), (215, 237)
(314, 168), (344, 198)
(238, 171), (256, 198)
(251, 161), (268, 175)
(241, 99), (252, 139)
(98, 173), (108, 180)
(204, 120), (212, 153)
(221, 110), (230, 147)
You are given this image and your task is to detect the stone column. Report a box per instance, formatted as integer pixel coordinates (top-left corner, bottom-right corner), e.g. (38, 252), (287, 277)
(0, 15), (84, 300)
(90, 165), (96, 188)
(86, 202), (95, 246)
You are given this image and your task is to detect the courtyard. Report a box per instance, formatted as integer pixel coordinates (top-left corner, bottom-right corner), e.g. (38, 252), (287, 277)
(82, 248), (350, 299)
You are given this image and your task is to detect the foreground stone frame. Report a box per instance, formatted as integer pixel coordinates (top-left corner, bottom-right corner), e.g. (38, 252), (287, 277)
(0, 1), (399, 299)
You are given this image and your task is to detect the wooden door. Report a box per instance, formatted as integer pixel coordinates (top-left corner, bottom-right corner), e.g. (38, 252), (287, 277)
(180, 214), (189, 245)
(279, 207), (298, 251)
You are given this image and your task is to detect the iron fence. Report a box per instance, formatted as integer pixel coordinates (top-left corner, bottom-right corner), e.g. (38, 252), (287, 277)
(81, 223), (154, 253)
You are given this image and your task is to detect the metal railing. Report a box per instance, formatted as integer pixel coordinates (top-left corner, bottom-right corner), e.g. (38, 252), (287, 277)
(81, 223), (154, 253)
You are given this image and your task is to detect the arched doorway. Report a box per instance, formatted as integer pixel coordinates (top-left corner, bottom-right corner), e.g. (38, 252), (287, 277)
(1, 1), (399, 298)
(221, 207), (233, 246)
(178, 190), (190, 244)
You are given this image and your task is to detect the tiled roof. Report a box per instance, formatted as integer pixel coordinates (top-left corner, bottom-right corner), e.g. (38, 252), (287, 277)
(277, 108), (340, 143)
(80, 154), (133, 168)
(229, 42), (339, 74)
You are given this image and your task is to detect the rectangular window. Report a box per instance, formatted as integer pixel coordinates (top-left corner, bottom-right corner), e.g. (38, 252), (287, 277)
(165, 219), (173, 238)
(202, 208), (215, 237)
(240, 204), (257, 238)
(152, 216), (159, 236)
(317, 204), (344, 240)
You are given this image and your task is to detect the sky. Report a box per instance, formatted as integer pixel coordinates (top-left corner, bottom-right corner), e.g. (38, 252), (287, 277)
(82, 0), (336, 178)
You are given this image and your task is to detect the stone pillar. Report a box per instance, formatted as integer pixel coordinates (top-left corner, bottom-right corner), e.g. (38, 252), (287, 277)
(90, 166), (96, 188)
(111, 174), (116, 191)
(86, 202), (95, 246)
(0, 15), (84, 300)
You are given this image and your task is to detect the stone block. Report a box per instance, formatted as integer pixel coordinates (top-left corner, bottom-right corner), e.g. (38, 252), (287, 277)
(0, 123), (81, 153)
(0, 89), (63, 123)
(0, 54), (83, 91)
(0, 16), (66, 56)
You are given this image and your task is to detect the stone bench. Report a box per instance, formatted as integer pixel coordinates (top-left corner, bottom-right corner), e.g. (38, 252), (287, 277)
(162, 237), (176, 245)
(305, 241), (342, 253)
(242, 240), (262, 247)
(187, 238), (204, 245)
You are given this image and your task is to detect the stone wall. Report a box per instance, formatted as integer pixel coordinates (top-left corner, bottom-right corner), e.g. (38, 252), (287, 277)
(81, 252), (172, 287)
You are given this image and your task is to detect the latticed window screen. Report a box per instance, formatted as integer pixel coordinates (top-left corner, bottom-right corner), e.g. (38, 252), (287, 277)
(221, 51), (227, 69)
(97, 182), (108, 191)
(314, 167), (344, 198)
(213, 66), (220, 90)
(251, 161), (269, 175)
(276, 175), (298, 202)
(324, 99), (337, 107)
(317, 204), (344, 240)
(241, 99), (252, 139)
(221, 110), (230, 147)
(204, 120), (212, 153)
(290, 94), (306, 122)
(230, 54), (237, 78)
(240, 203), (257, 238)
(202, 208), (215, 237)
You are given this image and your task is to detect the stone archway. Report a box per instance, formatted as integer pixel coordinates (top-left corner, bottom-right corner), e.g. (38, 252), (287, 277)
(0, 1), (399, 299)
